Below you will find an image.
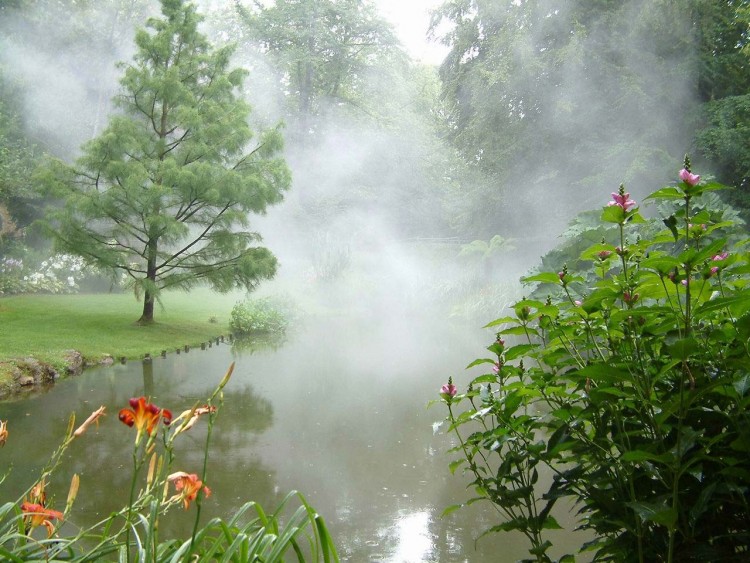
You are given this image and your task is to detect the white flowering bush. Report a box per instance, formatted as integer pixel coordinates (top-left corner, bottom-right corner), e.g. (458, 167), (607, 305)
(0, 253), (120, 295)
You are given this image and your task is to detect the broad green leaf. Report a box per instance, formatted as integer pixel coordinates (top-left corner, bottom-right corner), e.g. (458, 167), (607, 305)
(541, 516), (563, 530)
(440, 504), (464, 517)
(645, 186), (684, 200)
(499, 325), (538, 336)
(448, 460), (466, 475)
(483, 316), (517, 328)
(601, 205), (626, 223)
(666, 337), (699, 360)
(522, 272), (563, 284)
(734, 373), (750, 397)
(466, 358), (496, 369)
(621, 450), (673, 465)
(504, 343), (538, 361)
(627, 502), (678, 529)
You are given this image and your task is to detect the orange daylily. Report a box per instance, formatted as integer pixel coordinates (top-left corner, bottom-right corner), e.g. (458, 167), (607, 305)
(21, 502), (64, 537)
(168, 471), (211, 510)
(119, 397), (172, 440)
(0, 419), (7, 447)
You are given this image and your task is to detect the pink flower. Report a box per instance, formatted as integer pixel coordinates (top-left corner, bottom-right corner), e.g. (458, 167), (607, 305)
(710, 266), (720, 276)
(440, 383), (457, 397)
(681, 279), (689, 287)
(492, 361), (503, 374)
(623, 291), (639, 304)
(558, 271), (565, 281)
(597, 250), (613, 260)
(713, 252), (729, 261)
(608, 191), (636, 212)
(574, 300), (582, 306)
(679, 168), (700, 186)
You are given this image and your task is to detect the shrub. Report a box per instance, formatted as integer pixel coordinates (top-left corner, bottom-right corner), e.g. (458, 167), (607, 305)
(439, 160), (750, 562)
(0, 252), (122, 295)
(229, 296), (294, 335)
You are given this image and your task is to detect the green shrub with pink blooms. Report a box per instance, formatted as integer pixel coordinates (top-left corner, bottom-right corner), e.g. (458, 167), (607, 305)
(440, 158), (750, 562)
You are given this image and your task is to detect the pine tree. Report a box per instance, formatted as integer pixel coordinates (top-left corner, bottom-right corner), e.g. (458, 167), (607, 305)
(40, 0), (291, 324)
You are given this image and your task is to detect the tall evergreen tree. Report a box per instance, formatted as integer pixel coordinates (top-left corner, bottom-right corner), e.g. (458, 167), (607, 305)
(40, 0), (291, 324)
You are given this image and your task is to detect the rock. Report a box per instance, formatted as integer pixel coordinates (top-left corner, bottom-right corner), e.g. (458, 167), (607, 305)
(18, 375), (35, 386)
(16, 357), (58, 385)
(64, 350), (84, 376)
(100, 355), (114, 366)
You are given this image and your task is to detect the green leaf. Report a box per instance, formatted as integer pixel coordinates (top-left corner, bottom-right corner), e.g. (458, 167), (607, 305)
(466, 358), (496, 369)
(522, 272), (562, 284)
(665, 337), (699, 360)
(483, 316), (517, 328)
(541, 515), (563, 530)
(448, 459), (466, 475)
(440, 503), (464, 517)
(601, 204), (626, 223)
(663, 214), (679, 241)
(621, 450), (673, 465)
(499, 326), (537, 336)
(504, 343), (538, 361)
(529, 540), (553, 555)
(627, 502), (678, 529)
(733, 374), (750, 397)
(645, 186), (684, 200)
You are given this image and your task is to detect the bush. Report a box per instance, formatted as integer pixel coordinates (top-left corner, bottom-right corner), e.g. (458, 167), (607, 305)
(229, 296), (294, 335)
(439, 160), (750, 562)
(0, 252), (122, 295)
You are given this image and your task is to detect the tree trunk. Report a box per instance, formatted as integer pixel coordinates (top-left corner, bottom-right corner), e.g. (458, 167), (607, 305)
(138, 290), (155, 325)
(137, 239), (158, 324)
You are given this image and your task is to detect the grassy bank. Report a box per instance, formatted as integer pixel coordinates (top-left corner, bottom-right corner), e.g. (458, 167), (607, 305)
(0, 289), (245, 389)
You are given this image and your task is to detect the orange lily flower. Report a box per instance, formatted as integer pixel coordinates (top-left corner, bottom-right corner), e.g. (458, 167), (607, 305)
(0, 419), (7, 447)
(119, 397), (172, 440)
(168, 471), (211, 510)
(21, 502), (64, 537)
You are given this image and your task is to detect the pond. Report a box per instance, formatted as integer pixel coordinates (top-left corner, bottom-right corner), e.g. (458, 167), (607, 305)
(1, 313), (585, 561)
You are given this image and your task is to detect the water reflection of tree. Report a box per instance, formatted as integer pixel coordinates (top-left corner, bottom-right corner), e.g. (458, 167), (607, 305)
(231, 332), (288, 356)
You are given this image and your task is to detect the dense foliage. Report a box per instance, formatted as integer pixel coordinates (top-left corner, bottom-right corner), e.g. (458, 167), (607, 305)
(441, 163), (750, 561)
(431, 0), (750, 236)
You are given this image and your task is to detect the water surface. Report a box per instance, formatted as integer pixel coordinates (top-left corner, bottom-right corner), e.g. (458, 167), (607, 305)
(1, 313), (584, 561)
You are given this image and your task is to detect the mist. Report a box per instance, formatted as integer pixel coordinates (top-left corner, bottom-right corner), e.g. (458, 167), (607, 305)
(0, 0), (704, 325)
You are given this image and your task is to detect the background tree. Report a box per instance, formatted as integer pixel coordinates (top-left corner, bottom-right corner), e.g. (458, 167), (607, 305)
(0, 0), (153, 157)
(234, 0), (400, 135)
(430, 0), (703, 239)
(40, 0), (291, 324)
(692, 0), (750, 217)
(0, 70), (43, 252)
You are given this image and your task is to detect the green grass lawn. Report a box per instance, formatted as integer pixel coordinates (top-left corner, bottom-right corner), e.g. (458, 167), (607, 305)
(0, 289), (245, 386)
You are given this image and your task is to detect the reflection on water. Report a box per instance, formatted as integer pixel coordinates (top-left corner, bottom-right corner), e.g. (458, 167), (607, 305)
(0, 314), (586, 561)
